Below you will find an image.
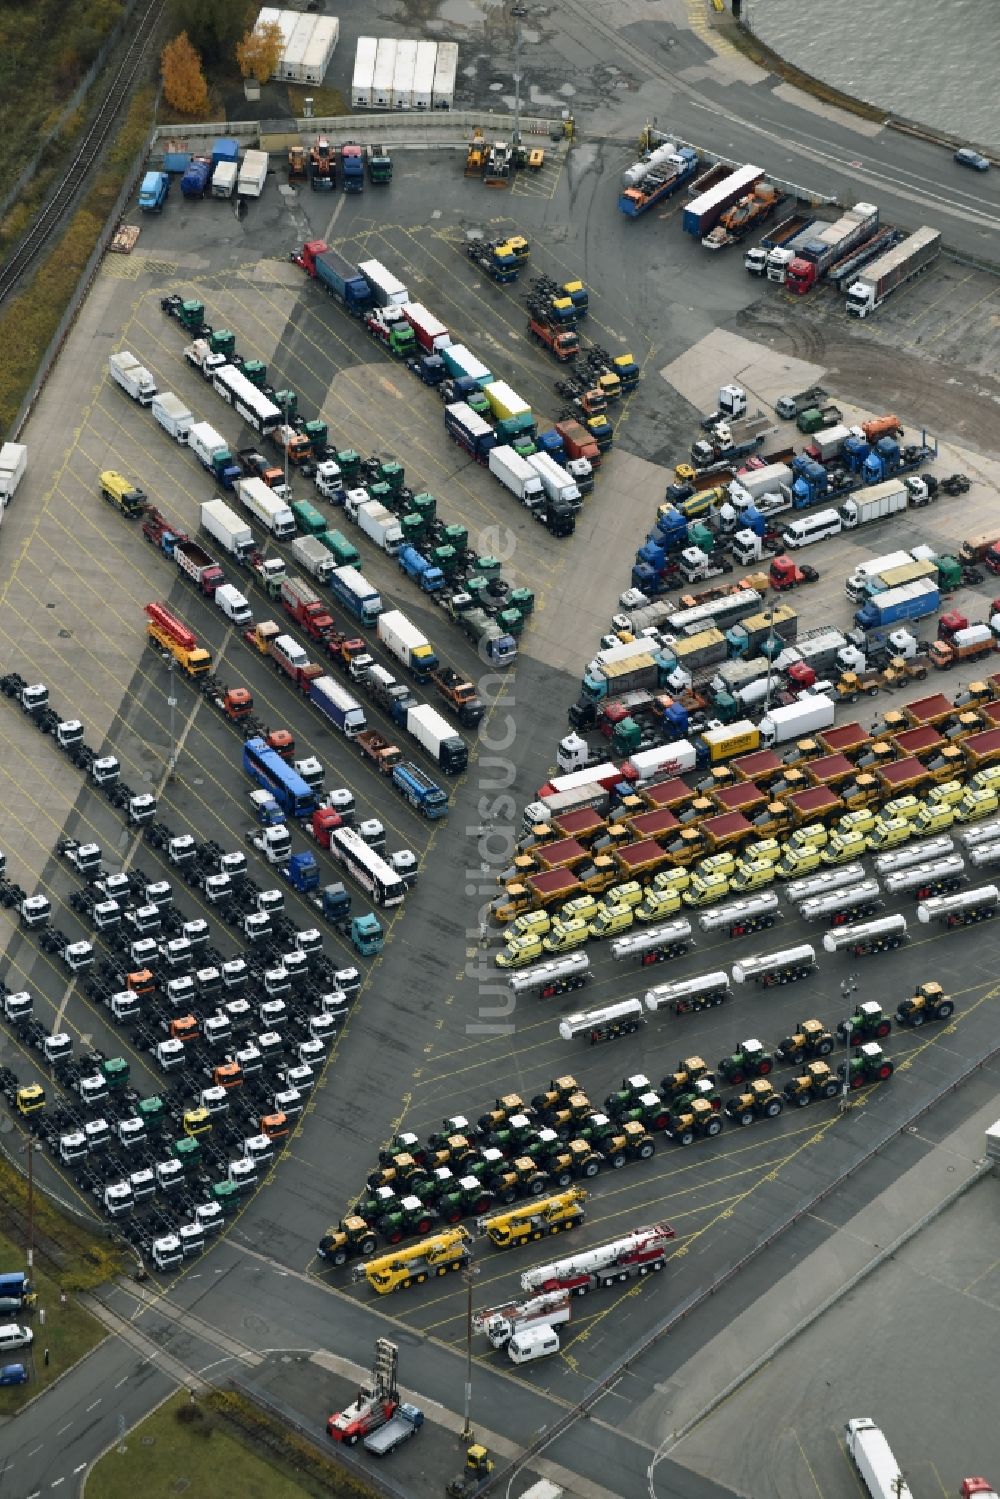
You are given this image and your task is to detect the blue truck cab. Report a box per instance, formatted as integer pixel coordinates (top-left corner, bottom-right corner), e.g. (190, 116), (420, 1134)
(398, 545), (445, 593)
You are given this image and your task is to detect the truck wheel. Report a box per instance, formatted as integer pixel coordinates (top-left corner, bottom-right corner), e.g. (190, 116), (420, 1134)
(436, 1264), (449, 1275)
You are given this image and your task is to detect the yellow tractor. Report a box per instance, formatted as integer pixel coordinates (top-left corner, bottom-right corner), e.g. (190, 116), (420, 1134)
(447, 1445), (494, 1497)
(465, 130), (486, 176)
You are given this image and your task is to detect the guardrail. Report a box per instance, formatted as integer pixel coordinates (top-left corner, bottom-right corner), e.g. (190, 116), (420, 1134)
(150, 109), (563, 147)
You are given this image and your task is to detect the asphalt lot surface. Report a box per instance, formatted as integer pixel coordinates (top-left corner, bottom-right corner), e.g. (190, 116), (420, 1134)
(4, 9), (1000, 1493)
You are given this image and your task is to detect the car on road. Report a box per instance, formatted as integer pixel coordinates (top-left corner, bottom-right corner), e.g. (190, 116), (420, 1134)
(955, 147), (989, 172)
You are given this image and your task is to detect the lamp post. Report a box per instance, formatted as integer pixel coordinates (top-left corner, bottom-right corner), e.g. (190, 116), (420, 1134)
(764, 608), (776, 712)
(840, 972), (859, 1109)
(461, 1261), (479, 1442)
(511, 4), (527, 150)
(166, 656), (178, 782)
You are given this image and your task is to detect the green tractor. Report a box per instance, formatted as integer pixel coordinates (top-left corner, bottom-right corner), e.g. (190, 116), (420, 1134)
(582, 1115), (655, 1167)
(375, 1193), (437, 1242)
(529, 1134), (602, 1186)
(717, 1039), (774, 1086)
(365, 1151), (428, 1193)
(436, 1174), (495, 1223)
(616, 1090), (671, 1132)
(604, 1073), (655, 1116)
(377, 1131), (422, 1167)
(669, 1077), (722, 1117)
(483, 1112), (538, 1153)
(839, 1042), (895, 1090)
(659, 1057), (711, 1102)
(837, 1002), (892, 1045)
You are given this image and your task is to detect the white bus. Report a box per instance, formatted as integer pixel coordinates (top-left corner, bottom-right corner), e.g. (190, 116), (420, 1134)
(212, 366), (282, 435)
(328, 826), (405, 907)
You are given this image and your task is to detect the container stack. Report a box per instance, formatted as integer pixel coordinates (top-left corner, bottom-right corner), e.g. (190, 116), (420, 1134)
(253, 8), (340, 85)
(352, 36), (458, 109)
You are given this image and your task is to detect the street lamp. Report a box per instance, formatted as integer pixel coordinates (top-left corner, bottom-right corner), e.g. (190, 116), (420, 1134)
(840, 972), (859, 1109)
(764, 608), (776, 712)
(511, 4), (527, 149)
(461, 1261), (479, 1442)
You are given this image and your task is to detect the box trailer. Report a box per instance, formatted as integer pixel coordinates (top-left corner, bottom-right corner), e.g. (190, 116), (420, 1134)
(358, 258), (408, 307)
(413, 40), (437, 108)
(683, 164), (764, 237)
(844, 1419), (913, 1499)
(392, 38), (417, 107)
(432, 40), (458, 108)
(352, 36), (377, 108)
(846, 227), (942, 318)
(300, 16), (338, 84)
(212, 160), (238, 199)
(277, 12), (318, 82)
(372, 38), (397, 109)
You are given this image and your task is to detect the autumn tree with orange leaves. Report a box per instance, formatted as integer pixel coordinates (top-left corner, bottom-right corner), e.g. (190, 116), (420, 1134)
(161, 31), (209, 116)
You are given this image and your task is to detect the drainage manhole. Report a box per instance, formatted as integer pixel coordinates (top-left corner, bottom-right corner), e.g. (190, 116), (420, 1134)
(141, 1435), (155, 1446)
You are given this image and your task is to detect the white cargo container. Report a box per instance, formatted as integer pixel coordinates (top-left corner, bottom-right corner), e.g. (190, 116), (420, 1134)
(728, 462), (792, 503)
(151, 393), (193, 443)
(108, 351), (156, 405)
(300, 16), (339, 84)
(201, 498), (254, 561)
(759, 694), (835, 748)
(352, 36), (377, 108)
(237, 149), (268, 198)
(235, 477), (295, 539)
(412, 40), (437, 108)
(290, 535), (336, 584)
(527, 452), (581, 510)
(489, 446), (543, 508)
(212, 160), (238, 198)
(844, 550), (913, 603)
(357, 258), (408, 307)
(844, 1419), (913, 1499)
(277, 12), (319, 81)
(372, 38), (397, 109)
(0, 441), (28, 503)
(432, 41), (458, 108)
(624, 742), (697, 782)
(392, 38), (418, 107)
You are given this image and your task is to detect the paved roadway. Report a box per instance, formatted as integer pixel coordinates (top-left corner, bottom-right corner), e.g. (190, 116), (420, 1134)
(4, 3), (1000, 1494)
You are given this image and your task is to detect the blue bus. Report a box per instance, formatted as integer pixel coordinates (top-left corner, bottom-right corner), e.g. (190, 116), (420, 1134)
(242, 738), (316, 817)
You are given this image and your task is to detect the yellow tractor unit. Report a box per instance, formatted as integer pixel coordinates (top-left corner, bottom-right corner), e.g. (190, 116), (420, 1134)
(352, 1227), (472, 1294)
(465, 130), (486, 176)
(477, 1187), (587, 1248)
(288, 144), (308, 180)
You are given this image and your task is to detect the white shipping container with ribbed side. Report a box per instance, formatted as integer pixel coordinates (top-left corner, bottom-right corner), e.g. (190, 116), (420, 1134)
(352, 36), (377, 108)
(412, 40), (437, 108)
(432, 41), (458, 108)
(372, 38), (397, 109)
(277, 12), (317, 80)
(392, 38), (418, 107)
(358, 258), (408, 307)
(300, 16), (338, 84)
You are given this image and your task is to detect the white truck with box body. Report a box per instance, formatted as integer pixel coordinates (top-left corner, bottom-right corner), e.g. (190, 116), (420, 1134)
(200, 498), (254, 561)
(405, 703), (467, 773)
(108, 351), (156, 405)
(0, 442), (27, 503)
(214, 583), (252, 626)
(357, 258), (408, 307)
(527, 452), (581, 512)
(846, 227), (942, 318)
(759, 694), (835, 748)
(489, 445), (543, 507)
(839, 478), (908, 530)
(729, 462), (793, 504)
(188, 421), (230, 473)
(151, 393), (193, 442)
(237, 149), (268, 198)
(354, 498), (402, 554)
(290, 535), (336, 584)
(844, 1418), (912, 1499)
(212, 160), (238, 198)
(235, 477), (295, 540)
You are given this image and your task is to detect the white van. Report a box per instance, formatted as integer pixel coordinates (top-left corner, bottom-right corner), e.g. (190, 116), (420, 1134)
(508, 1325), (560, 1364)
(214, 583), (252, 626)
(782, 508), (842, 549)
(0, 1323), (33, 1351)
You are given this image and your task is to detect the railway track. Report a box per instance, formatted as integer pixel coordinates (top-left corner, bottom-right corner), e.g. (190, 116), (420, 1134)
(0, 0), (165, 307)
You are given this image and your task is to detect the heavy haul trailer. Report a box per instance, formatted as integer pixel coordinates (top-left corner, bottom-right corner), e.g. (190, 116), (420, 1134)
(610, 919), (694, 965)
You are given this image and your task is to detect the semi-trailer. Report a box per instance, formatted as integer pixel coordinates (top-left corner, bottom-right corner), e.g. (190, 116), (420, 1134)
(683, 163), (764, 237)
(844, 1418), (913, 1499)
(744, 213), (817, 274)
(296, 240), (373, 315)
(846, 227), (942, 318)
(786, 203), (879, 295)
(200, 499), (254, 561)
(357, 258), (408, 307)
(405, 703), (467, 773)
(643, 970), (731, 1014)
(609, 920), (695, 966)
(619, 146), (700, 217)
(489, 445), (544, 508)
